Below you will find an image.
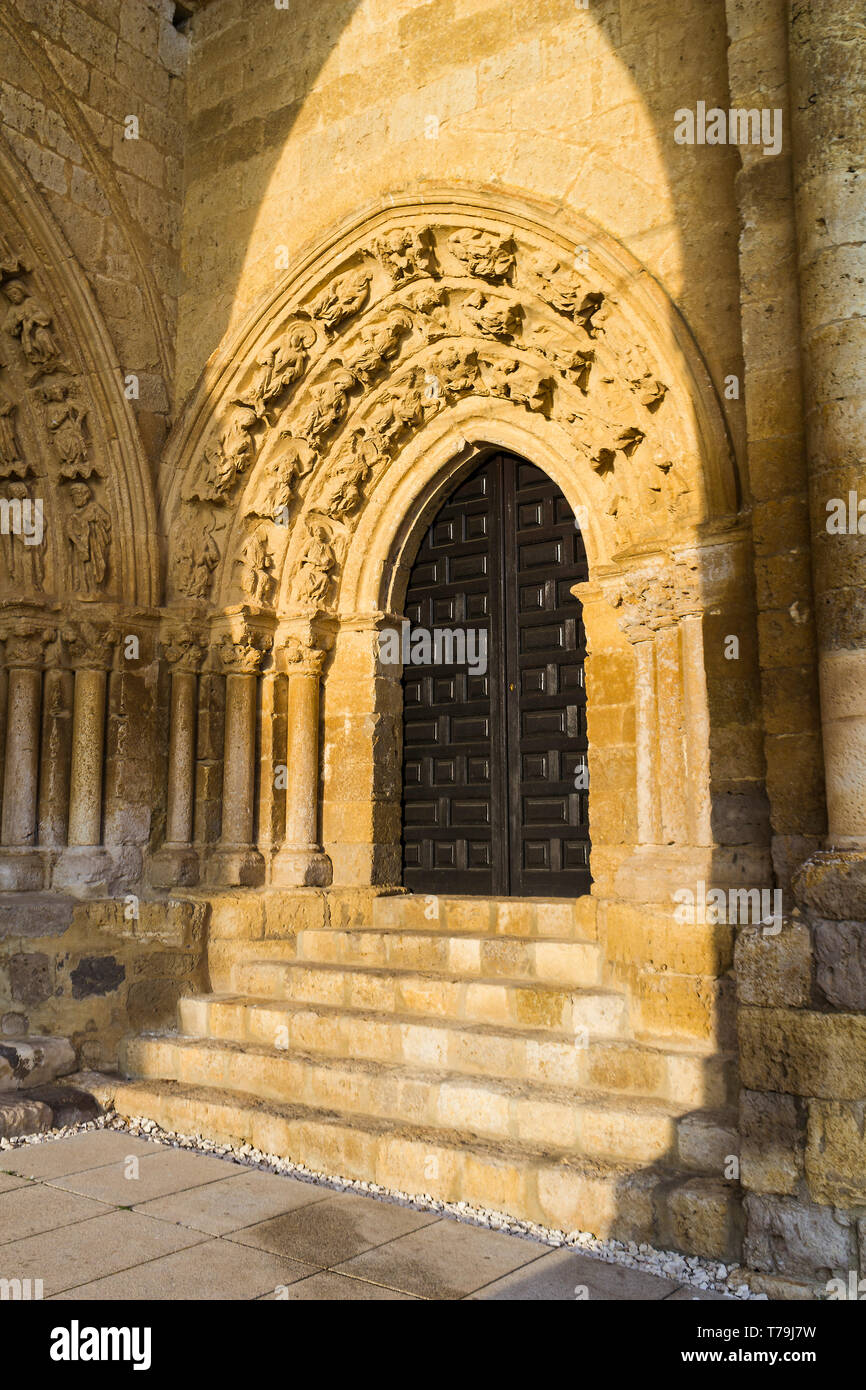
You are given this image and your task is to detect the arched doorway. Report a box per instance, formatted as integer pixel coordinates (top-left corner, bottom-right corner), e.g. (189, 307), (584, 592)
(401, 451), (590, 896)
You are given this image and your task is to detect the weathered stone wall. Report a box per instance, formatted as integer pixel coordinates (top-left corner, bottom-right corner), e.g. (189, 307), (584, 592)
(1, 0), (189, 462)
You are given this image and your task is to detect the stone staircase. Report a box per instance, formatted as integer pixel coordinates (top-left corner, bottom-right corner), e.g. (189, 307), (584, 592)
(90, 894), (742, 1258)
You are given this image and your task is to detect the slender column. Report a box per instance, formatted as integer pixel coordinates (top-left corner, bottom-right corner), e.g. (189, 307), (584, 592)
(52, 622), (116, 892)
(207, 626), (271, 887)
(272, 636), (331, 887)
(788, 0), (866, 851)
(151, 628), (205, 888)
(37, 668), (74, 847)
(67, 666), (107, 846)
(0, 625), (52, 891)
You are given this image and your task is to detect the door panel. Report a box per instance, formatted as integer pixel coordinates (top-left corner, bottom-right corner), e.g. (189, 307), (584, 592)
(401, 453), (590, 897)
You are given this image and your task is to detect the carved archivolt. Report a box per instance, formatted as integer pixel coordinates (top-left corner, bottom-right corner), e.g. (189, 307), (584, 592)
(0, 136), (157, 608)
(162, 194), (736, 620)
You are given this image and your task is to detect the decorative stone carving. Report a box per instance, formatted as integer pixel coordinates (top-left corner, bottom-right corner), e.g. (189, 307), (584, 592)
(1, 622), (55, 668)
(308, 268), (371, 332)
(284, 633), (327, 676)
(62, 619), (117, 668)
(605, 556), (702, 642)
(1, 279), (63, 372)
(247, 435), (317, 521)
(462, 290), (522, 340)
(533, 328), (595, 392)
(218, 628), (273, 673)
(401, 284), (451, 341)
(530, 256), (610, 338)
(448, 228), (515, 282)
(237, 524), (276, 606)
(238, 322), (317, 422)
(66, 481), (111, 596)
(192, 403), (259, 502)
(175, 511), (221, 599)
(427, 344), (478, 396)
(295, 370), (356, 446)
(0, 394), (27, 478)
(293, 519), (338, 611)
(479, 355), (553, 413)
(0, 480), (44, 593)
(367, 365), (442, 451)
(0, 232), (27, 283)
(317, 429), (385, 520)
(162, 627), (207, 670)
(39, 380), (94, 478)
(340, 309), (413, 388)
(370, 226), (438, 283)
(623, 345), (668, 410)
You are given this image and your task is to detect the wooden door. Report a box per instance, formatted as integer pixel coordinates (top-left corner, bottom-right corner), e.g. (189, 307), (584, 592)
(401, 453), (590, 897)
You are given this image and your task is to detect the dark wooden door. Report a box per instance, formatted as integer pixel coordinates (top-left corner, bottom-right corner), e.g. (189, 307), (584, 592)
(401, 453), (590, 897)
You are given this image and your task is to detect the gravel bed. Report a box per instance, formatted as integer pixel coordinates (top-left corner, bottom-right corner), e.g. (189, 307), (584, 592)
(1, 1111), (764, 1299)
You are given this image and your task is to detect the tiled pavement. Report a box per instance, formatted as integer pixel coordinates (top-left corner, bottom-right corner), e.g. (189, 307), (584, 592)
(0, 1131), (727, 1301)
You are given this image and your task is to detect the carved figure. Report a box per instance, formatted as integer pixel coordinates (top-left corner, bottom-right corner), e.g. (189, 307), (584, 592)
(294, 520), (336, 609)
(66, 481), (110, 595)
(175, 511), (221, 599)
(240, 323), (317, 421)
(309, 269), (371, 331)
(40, 381), (91, 477)
(341, 310), (413, 387)
(462, 290), (522, 340)
(448, 228), (515, 281)
(0, 395), (25, 478)
(238, 525), (276, 606)
(2, 280), (61, 369)
(296, 370), (355, 445)
(370, 226), (437, 283)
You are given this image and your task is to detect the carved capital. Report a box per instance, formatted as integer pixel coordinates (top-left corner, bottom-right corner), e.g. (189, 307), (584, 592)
(284, 635), (326, 678)
(162, 625), (207, 671)
(1, 620), (55, 668)
(218, 628), (273, 674)
(594, 556), (702, 643)
(61, 619), (118, 668)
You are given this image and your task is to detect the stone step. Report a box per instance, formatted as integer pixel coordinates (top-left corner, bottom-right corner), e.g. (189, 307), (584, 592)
(79, 1071), (741, 1259)
(0, 1037), (76, 1091)
(178, 993), (736, 1108)
(231, 959), (627, 1036)
(122, 1032), (736, 1172)
(371, 893), (598, 940)
(294, 929), (601, 988)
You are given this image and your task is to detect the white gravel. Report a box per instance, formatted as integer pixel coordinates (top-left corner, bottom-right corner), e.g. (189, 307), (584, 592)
(0, 1108), (767, 1299)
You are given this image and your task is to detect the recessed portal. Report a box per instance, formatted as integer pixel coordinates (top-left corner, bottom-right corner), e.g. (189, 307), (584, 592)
(401, 452), (590, 896)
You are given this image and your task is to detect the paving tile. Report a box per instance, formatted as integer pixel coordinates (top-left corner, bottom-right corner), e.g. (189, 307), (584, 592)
(228, 1191), (440, 1267)
(0, 1171), (28, 1193)
(259, 1270), (421, 1300)
(49, 1149), (236, 1204)
(0, 1184), (109, 1244)
(0, 1209), (206, 1296)
(335, 1216), (548, 1299)
(49, 1236), (316, 1301)
(133, 1168), (332, 1235)
(466, 1246), (677, 1300)
(0, 1132), (156, 1180)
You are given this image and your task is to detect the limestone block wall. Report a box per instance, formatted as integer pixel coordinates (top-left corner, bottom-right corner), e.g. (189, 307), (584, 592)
(0, 0), (189, 462)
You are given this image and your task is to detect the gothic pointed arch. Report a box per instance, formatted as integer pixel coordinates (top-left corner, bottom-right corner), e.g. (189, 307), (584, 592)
(0, 132), (159, 610)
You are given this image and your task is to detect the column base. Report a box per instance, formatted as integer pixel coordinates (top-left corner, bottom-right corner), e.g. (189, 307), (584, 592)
(0, 847), (48, 892)
(271, 845), (333, 887)
(149, 844), (201, 889)
(51, 846), (115, 896)
(206, 845), (265, 888)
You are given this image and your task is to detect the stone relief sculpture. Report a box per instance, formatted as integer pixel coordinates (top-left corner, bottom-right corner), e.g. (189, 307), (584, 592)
(66, 481), (111, 596)
(317, 428), (384, 519)
(247, 435), (317, 522)
(448, 228), (515, 282)
(370, 226), (438, 283)
(193, 403), (259, 502)
(293, 519), (338, 611)
(0, 480), (44, 593)
(0, 394), (26, 478)
(239, 322), (317, 422)
(175, 511), (221, 599)
(218, 628), (273, 674)
(39, 381), (94, 478)
(461, 290), (522, 340)
(1, 279), (63, 372)
(401, 285), (451, 341)
(237, 524), (276, 606)
(295, 370), (356, 446)
(340, 309), (413, 388)
(308, 268), (372, 332)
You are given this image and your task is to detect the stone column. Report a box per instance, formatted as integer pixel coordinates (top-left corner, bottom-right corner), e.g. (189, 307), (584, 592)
(151, 628), (205, 888)
(207, 627), (271, 887)
(0, 625), (52, 891)
(788, 1), (866, 854)
(53, 622), (116, 893)
(272, 636), (331, 887)
(37, 668), (74, 848)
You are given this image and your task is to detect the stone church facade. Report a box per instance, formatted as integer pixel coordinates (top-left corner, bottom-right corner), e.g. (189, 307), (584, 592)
(0, 0), (863, 1297)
